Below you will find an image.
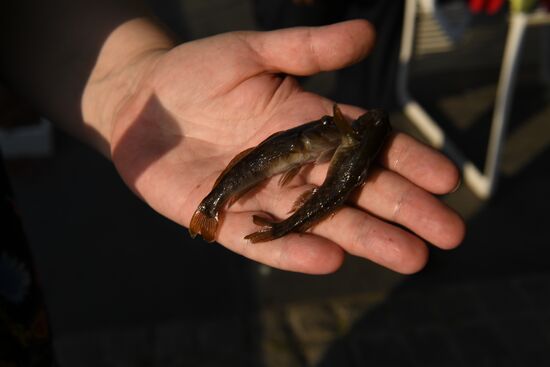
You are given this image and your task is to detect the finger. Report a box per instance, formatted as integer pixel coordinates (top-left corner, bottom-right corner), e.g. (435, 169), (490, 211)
(310, 207), (429, 274)
(304, 131), (460, 195)
(304, 164), (464, 249)
(217, 211), (345, 274)
(350, 168), (465, 250)
(331, 105), (461, 194)
(380, 132), (461, 195)
(244, 184), (429, 274)
(245, 20), (375, 76)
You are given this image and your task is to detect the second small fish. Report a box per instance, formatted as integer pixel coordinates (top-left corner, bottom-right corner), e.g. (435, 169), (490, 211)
(245, 106), (392, 243)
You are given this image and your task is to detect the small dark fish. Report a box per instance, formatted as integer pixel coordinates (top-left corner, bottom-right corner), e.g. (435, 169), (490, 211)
(189, 114), (343, 242)
(245, 106), (392, 243)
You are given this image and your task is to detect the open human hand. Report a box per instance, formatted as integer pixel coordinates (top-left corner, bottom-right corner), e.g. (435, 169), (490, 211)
(109, 20), (465, 274)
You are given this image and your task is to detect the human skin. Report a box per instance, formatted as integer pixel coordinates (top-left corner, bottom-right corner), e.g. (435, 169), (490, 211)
(1, 1), (464, 275)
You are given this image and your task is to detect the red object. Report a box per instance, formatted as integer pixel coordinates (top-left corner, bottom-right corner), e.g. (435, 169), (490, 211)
(469, 0), (485, 12)
(469, 0), (505, 14)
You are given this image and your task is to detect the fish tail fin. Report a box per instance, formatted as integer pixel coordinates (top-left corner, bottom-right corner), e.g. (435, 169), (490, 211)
(244, 215), (276, 243)
(189, 208), (218, 243)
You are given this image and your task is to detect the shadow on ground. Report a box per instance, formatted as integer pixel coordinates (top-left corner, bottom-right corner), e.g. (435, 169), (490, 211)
(317, 147), (550, 367)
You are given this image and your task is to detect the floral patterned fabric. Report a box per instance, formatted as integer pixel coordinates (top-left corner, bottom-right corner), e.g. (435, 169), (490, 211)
(0, 156), (56, 366)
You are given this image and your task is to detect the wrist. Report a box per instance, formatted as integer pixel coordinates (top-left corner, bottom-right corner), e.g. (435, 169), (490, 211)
(81, 17), (174, 157)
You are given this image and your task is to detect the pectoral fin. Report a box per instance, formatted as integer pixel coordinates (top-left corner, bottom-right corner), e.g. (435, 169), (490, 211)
(288, 187), (317, 214)
(245, 215), (276, 243)
(252, 215), (273, 227)
(315, 148), (337, 164)
(278, 166), (301, 186)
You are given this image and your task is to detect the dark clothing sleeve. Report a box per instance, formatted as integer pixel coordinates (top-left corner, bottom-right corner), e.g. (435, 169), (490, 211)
(0, 154), (56, 366)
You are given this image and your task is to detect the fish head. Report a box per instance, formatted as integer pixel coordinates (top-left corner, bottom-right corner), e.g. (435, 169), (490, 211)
(352, 109), (391, 136)
(319, 115), (333, 126)
(350, 108), (393, 183)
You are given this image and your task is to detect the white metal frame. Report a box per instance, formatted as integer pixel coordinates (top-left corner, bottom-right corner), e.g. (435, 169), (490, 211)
(397, 0), (550, 199)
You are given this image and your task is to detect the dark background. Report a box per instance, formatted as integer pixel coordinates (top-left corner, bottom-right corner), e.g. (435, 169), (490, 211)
(3, 0), (550, 365)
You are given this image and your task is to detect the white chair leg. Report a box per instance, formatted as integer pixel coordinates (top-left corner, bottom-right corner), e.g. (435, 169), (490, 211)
(542, 24), (550, 85)
(483, 12), (528, 197)
(397, 0), (418, 100)
(396, 0), (533, 199)
(397, 0), (488, 197)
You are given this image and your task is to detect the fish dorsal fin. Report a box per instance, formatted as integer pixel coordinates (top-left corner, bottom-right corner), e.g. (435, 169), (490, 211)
(262, 130), (285, 143)
(333, 104), (356, 140)
(213, 147), (255, 187)
(288, 187), (318, 214)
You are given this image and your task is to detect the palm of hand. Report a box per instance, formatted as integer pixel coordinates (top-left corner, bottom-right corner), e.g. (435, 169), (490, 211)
(110, 23), (465, 274)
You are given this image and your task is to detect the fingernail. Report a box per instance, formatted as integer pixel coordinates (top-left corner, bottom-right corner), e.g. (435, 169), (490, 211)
(451, 176), (462, 193)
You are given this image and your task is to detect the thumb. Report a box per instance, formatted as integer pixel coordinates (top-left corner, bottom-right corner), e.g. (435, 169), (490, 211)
(246, 20), (375, 76)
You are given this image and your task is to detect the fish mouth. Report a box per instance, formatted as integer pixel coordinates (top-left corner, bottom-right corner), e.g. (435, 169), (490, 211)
(353, 108), (390, 132)
(367, 109), (389, 125)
